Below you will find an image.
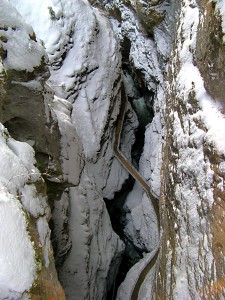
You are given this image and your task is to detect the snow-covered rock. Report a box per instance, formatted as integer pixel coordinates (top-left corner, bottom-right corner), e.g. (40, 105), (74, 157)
(59, 172), (124, 299)
(156, 1), (225, 299)
(88, 1), (165, 298)
(116, 247), (159, 300)
(0, 2), (65, 298)
(0, 127), (38, 299)
(0, 122), (65, 299)
(124, 184), (159, 252)
(1, 0), (128, 299)
(9, 0), (122, 161)
(94, 1), (225, 299)
(5, 0), (127, 299)
(0, 0), (46, 72)
(196, 0), (225, 104)
(2, 0), (224, 299)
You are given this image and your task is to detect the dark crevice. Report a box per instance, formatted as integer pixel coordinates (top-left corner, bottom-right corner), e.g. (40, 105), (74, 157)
(129, 91), (154, 165)
(104, 71), (155, 299)
(124, 68), (155, 166)
(4, 117), (34, 141)
(103, 58), (156, 298)
(104, 176), (144, 300)
(121, 37), (131, 68)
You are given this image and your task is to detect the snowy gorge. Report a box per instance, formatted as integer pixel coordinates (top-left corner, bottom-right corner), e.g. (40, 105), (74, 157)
(0, 0), (225, 299)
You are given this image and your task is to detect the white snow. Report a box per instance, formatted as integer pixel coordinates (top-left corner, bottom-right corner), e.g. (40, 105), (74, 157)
(71, 6), (121, 159)
(8, 2), (127, 300)
(103, 2), (164, 298)
(162, 0), (225, 298)
(120, 4), (163, 91)
(3, 0), (224, 299)
(108, 1), (166, 199)
(139, 87), (165, 198)
(59, 172), (124, 299)
(0, 124), (41, 298)
(8, 0), (72, 64)
(124, 185), (159, 251)
(176, 0), (225, 155)
(0, 0), (45, 72)
(10, 0), (121, 160)
(51, 95), (84, 185)
(114, 0), (225, 298)
(154, 0), (178, 62)
(0, 190), (36, 299)
(116, 247), (158, 300)
(20, 185), (48, 218)
(219, 161), (225, 173)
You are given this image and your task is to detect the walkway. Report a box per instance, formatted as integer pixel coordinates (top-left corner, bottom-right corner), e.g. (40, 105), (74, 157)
(113, 84), (160, 300)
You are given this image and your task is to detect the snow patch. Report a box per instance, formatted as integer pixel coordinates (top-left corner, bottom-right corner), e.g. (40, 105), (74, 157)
(116, 247), (158, 300)
(0, 190), (36, 298)
(52, 95), (84, 185)
(176, 0), (225, 155)
(20, 185), (48, 218)
(0, 122), (54, 298)
(0, 0), (45, 71)
(0, 125), (40, 298)
(124, 186), (159, 251)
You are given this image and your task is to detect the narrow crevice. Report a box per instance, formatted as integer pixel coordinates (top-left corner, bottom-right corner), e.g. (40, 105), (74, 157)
(129, 91), (154, 165)
(104, 76), (155, 298)
(104, 176), (144, 300)
(123, 68), (155, 166)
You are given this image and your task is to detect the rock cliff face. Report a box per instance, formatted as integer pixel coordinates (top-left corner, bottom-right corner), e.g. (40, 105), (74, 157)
(0, 1), (65, 298)
(156, 1), (225, 299)
(91, 0), (225, 299)
(1, 0), (125, 299)
(0, 0), (225, 299)
(196, 0), (225, 104)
